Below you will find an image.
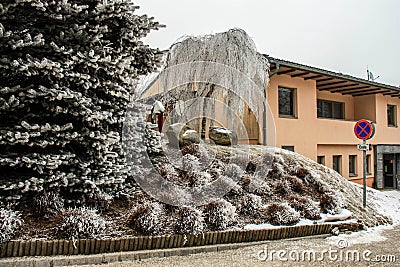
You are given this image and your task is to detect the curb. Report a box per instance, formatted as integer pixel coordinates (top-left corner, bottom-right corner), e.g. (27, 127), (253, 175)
(1, 222), (358, 258)
(0, 234), (331, 267)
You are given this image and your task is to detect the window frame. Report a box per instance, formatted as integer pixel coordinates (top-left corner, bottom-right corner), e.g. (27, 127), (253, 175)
(278, 87), (297, 118)
(282, 146), (295, 152)
(317, 99), (345, 120)
(387, 104), (397, 127)
(332, 155), (342, 174)
(317, 156), (325, 165)
(366, 154), (372, 175)
(349, 155), (358, 177)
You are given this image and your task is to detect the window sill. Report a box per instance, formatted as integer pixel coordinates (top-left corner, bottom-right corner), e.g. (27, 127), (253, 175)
(388, 124), (398, 128)
(349, 174), (358, 177)
(279, 115), (298, 119)
(317, 117), (345, 121)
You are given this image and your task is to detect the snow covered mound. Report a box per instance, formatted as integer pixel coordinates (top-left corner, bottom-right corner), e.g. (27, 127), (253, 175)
(12, 143), (395, 241)
(132, 143), (392, 235)
(275, 147), (392, 227)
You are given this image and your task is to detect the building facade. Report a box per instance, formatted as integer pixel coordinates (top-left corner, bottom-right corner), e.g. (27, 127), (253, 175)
(267, 57), (400, 189)
(141, 56), (400, 189)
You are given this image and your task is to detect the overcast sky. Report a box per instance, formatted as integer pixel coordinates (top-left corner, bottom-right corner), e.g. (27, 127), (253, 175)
(136, 0), (399, 87)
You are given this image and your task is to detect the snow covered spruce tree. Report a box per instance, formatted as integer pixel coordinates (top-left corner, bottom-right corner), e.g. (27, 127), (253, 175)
(0, 0), (162, 204)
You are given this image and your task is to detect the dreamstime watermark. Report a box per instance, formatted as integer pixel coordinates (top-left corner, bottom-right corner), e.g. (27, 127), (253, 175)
(122, 61), (277, 206)
(257, 239), (397, 263)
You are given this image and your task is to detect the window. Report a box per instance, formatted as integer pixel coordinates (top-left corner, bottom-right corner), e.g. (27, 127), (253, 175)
(387, 105), (396, 127)
(282, 146), (294, 152)
(278, 87), (296, 117)
(366, 154), (372, 175)
(349, 155), (357, 176)
(332, 155), (342, 174)
(317, 156), (325, 165)
(317, 99), (344, 119)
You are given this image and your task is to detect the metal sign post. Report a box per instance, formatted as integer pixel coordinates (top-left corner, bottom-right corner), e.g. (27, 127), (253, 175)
(354, 120), (375, 208)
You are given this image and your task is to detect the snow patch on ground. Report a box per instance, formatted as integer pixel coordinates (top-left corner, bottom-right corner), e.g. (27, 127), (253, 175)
(326, 190), (400, 246)
(244, 209), (355, 230)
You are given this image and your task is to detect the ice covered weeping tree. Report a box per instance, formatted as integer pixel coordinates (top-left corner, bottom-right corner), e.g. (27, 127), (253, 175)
(159, 29), (269, 137)
(0, 0), (163, 204)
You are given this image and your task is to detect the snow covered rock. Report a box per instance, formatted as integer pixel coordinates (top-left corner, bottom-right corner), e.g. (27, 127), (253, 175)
(181, 130), (201, 146)
(209, 126), (238, 146)
(165, 123), (191, 147)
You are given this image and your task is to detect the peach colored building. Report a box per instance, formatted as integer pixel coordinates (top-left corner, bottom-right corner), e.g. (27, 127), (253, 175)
(266, 57), (400, 189)
(142, 56), (400, 189)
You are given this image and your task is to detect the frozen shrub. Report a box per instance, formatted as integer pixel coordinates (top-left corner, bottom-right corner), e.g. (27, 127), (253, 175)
(208, 160), (226, 177)
(314, 179), (331, 194)
(224, 163), (244, 181)
(204, 199), (236, 230)
(287, 195), (320, 220)
(246, 159), (259, 174)
(181, 144), (200, 157)
(240, 194), (263, 216)
(273, 179), (292, 196)
(220, 175), (242, 196)
(273, 154), (285, 165)
(130, 202), (167, 235)
(158, 164), (180, 182)
(284, 176), (305, 193)
(269, 163), (286, 179)
(252, 182), (272, 196)
(319, 192), (345, 215)
(182, 154), (201, 172)
(187, 171), (213, 187)
(175, 206), (205, 235)
(239, 175), (252, 191)
(294, 167), (309, 178)
(265, 203), (300, 226)
(32, 191), (64, 217)
(58, 207), (107, 240)
(0, 208), (23, 244)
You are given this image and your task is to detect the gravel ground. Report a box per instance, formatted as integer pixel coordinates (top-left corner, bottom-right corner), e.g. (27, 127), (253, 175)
(86, 224), (400, 267)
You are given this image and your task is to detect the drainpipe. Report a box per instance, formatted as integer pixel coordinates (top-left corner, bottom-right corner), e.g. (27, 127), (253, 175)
(263, 62), (280, 145)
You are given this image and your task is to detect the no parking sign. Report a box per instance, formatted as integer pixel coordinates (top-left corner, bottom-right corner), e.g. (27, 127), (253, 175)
(354, 119), (375, 140)
(354, 119), (375, 208)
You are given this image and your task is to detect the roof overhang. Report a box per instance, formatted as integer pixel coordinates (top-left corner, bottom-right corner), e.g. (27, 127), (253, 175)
(266, 56), (400, 98)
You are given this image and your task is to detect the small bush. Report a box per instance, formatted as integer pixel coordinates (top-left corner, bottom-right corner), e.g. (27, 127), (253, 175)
(187, 171), (213, 187)
(284, 176), (305, 193)
(158, 164), (180, 181)
(313, 179), (332, 194)
(0, 208), (23, 244)
(224, 163), (244, 181)
(239, 175), (252, 190)
(294, 167), (309, 178)
(182, 154), (201, 172)
(240, 194), (263, 216)
(287, 195), (320, 220)
(265, 203), (300, 226)
(129, 202), (167, 235)
(58, 207), (107, 240)
(181, 144), (200, 157)
(273, 179), (292, 195)
(252, 182), (272, 196)
(32, 191), (64, 217)
(204, 199), (236, 230)
(175, 206), (205, 235)
(319, 192), (344, 215)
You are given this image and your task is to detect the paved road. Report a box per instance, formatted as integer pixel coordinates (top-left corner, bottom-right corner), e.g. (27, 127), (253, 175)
(90, 224), (400, 267)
